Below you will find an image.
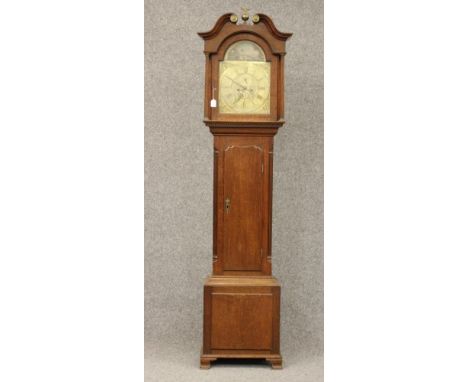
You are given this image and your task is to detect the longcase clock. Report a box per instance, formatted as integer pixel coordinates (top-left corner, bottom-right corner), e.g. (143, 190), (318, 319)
(198, 11), (291, 369)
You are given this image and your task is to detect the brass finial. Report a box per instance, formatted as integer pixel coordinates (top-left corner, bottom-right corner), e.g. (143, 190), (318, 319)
(230, 14), (238, 23)
(252, 14), (260, 23)
(241, 7), (250, 22)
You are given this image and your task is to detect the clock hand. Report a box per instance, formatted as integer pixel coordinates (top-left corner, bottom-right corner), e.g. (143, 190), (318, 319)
(234, 93), (243, 104)
(225, 76), (247, 90)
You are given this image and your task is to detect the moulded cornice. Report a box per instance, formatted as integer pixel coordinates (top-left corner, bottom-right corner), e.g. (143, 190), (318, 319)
(198, 13), (292, 42)
(197, 13), (232, 39)
(255, 14), (292, 41)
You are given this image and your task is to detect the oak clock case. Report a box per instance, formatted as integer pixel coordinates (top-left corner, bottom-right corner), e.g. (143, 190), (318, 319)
(198, 13), (291, 370)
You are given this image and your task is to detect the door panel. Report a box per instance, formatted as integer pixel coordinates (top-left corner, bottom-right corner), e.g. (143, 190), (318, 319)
(211, 292), (273, 350)
(223, 140), (264, 271)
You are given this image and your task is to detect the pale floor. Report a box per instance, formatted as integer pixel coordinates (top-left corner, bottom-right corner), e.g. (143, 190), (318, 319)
(145, 339), (323, 382)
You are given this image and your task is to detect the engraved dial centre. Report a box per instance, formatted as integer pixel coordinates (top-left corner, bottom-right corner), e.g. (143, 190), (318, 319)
(219, 61), (270, 114)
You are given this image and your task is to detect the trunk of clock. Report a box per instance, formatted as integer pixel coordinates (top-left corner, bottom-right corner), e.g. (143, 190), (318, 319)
(212, 135), (273, 276)
(201, 130), (281, 369)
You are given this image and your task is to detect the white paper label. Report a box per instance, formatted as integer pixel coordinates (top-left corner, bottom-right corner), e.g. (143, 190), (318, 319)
(210, 99), (217, 108)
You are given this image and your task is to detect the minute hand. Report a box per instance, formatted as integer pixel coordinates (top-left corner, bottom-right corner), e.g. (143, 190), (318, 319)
(225, 76), (248, 90)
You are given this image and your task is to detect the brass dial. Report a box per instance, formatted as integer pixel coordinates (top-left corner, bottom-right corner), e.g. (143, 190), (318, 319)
(219, 61), (270, 114)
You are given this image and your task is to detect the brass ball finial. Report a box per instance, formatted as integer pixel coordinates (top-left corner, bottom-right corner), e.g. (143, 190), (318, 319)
(241, 7), (250, 22)
(252, 14), (260, 23)
(230, 14), (238, 23)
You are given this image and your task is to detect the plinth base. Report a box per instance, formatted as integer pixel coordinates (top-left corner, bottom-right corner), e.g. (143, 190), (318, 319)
(200, 349), (282, 369)
(201, 276), (282, 369)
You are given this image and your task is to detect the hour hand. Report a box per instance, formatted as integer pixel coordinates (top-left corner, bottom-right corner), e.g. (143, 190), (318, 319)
(225, 76), (247, 90)
(233, 93), (243, 104)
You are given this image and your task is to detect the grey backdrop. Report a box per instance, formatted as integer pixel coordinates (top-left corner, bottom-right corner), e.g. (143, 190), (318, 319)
(145, 1), (323, 381)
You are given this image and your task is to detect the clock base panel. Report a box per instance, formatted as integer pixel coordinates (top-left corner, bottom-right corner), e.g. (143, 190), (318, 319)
(201, 276), (282, 369)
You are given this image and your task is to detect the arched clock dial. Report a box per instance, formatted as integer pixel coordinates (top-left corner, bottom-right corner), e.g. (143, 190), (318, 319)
(218, 40), (271, 115)
(219, 62), (271, 114)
